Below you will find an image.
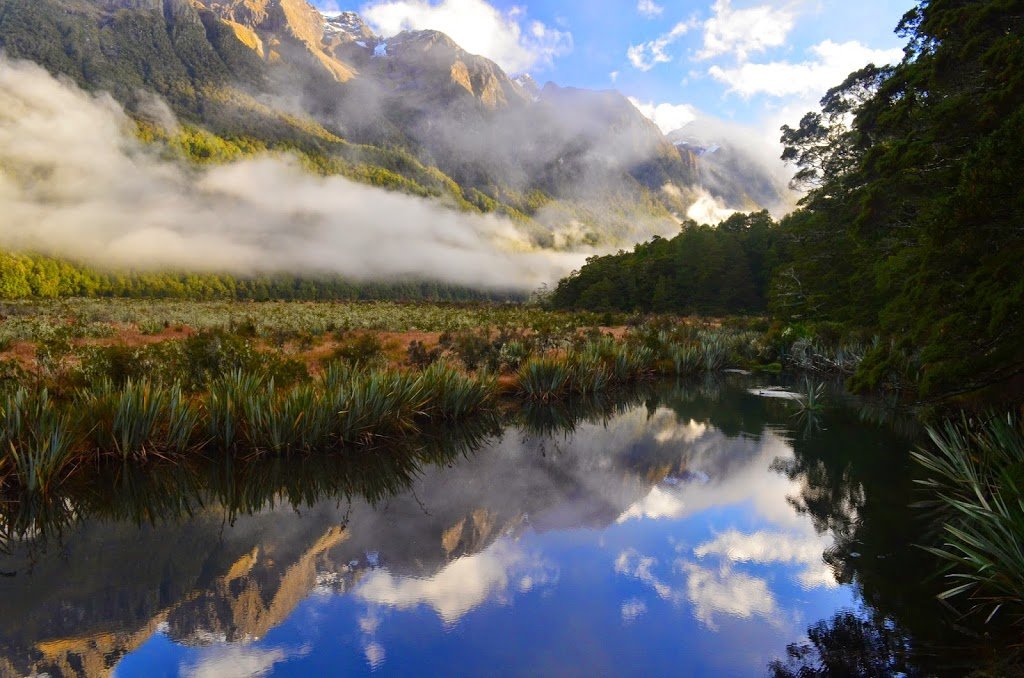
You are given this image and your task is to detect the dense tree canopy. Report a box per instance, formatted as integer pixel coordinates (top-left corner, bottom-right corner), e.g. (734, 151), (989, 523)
(0, 252), (517, 303)
(773, 0), (1024, 400)
(550, 211), (775, 315)
(554, 0), (1024, 403)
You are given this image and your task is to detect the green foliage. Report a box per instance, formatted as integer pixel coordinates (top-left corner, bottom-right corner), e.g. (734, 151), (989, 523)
(0, 250), (522, 303)
(0, 389), (75, 494)
(771, 0), (1024, 401)
(78, 379), (200, 460)
(516, 358), (572, 401)
(332, 334), (386, 368)
(551, 211), (776, 315)
(913, 413), (1024, 622)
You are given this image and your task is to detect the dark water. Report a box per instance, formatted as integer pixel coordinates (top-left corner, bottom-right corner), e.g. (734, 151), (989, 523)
(0, 377), (1010, 677)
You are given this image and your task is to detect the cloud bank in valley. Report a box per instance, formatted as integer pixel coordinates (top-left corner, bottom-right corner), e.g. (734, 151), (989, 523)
(0, 59), (584, 290)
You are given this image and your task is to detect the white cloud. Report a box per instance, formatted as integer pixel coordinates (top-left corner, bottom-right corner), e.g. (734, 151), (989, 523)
(637, 0), (664, 18)
(626, 19), (696, 71)
(696, 0), (796, 61)
(363, 641), (386, 670)
(686, 190), (739, 224)
(708, 39), (903, 98)
(694, 529), (838, 589)
(610, 70), (619, 83)
(627, 97), (698, 134)
(360, 0), (572, 72)
(678, 561), (776, 629)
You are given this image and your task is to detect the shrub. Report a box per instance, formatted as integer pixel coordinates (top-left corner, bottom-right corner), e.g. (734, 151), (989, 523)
(332, 334), (385, 367)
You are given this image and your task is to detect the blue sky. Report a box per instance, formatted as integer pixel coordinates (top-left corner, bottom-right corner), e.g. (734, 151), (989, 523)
(315, 0), (914, 139)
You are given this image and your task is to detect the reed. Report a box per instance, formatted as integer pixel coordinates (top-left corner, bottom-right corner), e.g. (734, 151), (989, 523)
(205, 370), (267, 452)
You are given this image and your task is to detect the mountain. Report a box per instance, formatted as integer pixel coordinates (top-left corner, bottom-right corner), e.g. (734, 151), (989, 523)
(0, 0), (768, 249)
(667, 121), (796, 216)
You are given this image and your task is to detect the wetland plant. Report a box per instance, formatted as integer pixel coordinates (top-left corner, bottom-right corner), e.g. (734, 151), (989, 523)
(0, 389), (76, 494)
(913, 413), (1024, 621)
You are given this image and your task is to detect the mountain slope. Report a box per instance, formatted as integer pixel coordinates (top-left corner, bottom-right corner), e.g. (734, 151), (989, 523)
(0, 0), (765, 250)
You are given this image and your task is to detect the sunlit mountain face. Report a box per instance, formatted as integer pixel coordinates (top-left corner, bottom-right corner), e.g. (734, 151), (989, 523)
(0, 376), (1007, 677)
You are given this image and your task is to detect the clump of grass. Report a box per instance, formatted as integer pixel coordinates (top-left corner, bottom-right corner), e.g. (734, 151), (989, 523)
(516, 357), (572, 401)
(700, 334), (730, 372)
(795, 376), (826, 413)
(205, 370), (268, 452)
(0, 389), (76, 494)
(78, 378), (200, 460)
(417, 362), (496, 420)
(568, 352), (611, 394)
(670, 345), (702, 376)
(913, 413), (1024, 622)
(327, 367), (426, 446)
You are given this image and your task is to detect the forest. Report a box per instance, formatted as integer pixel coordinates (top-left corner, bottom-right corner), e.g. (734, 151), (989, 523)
(555, 0), (1023, 406)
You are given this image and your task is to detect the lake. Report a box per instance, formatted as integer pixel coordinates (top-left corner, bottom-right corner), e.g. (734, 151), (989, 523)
(0, 376), (1004, 676)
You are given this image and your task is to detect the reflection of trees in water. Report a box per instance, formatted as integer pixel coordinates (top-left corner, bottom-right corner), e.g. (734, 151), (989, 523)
(0, 416), (501, 556)
(769, 611), (921, 677)
(768, 406), (1023, 675)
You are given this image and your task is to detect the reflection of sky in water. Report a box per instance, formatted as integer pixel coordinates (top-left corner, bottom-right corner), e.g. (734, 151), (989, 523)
(114, 405), (861, 677)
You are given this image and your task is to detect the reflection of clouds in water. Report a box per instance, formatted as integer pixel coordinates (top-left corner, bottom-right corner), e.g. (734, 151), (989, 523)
(616, 486), (688, 523)
(363, 641), (386, 671)
(614, 550), (778, 631)
(694, 529), (837, 590)
(181, 644), (309, 678)
(354, 537), (556, 670)
(615, 549), (679, 602)
(621, 598), (647, 623)
(677, 561), (777, 630)
(356, 538), (556, 625)
(606, 407), (846, 631)
(616, 412), (806, 529)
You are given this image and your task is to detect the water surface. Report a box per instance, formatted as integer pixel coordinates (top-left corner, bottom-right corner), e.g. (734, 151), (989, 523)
(0, 377), (1001, 676)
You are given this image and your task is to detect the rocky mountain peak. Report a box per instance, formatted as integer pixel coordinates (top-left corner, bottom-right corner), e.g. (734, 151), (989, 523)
(513, 73), (540, 100)
(322, 10), (375, 42)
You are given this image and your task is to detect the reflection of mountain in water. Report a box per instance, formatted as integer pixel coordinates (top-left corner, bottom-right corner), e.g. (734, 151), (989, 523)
(0, 381), (796, 676)
(1, 377), (1004, 677)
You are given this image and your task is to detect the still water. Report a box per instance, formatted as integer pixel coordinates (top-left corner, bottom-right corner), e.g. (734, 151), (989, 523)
(0, 377), (1002, 676)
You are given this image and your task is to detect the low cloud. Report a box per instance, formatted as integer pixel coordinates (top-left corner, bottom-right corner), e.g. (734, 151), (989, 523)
(360, 0), (572, 72)
(627, 98), (698, 135)
(0, 59), (583, 290)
